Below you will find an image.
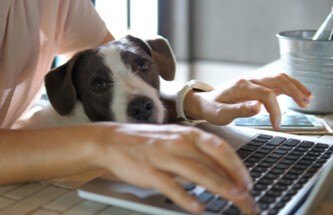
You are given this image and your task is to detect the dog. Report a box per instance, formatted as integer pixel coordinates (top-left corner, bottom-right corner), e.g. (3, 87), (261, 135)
(14, 35), (176, 129)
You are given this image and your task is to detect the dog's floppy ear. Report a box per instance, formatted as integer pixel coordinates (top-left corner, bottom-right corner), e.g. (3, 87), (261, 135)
(146, 37), (176, 81)
(45, 54), (80, 115)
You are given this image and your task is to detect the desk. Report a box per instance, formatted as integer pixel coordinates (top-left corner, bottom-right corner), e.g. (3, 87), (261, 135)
(1, 61), (333, 215)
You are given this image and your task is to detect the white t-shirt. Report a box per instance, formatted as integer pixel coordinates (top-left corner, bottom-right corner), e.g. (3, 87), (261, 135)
(0, 0), (108, 128)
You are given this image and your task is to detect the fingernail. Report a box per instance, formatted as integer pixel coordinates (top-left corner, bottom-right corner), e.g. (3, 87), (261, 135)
(274, 116), (281, 130)
(190, 200), (202, 211)
(243, 174), (253, 190)
(230, 187), (246, 196)
(303, 98), (310, 103)
(254, 204), (261, 214)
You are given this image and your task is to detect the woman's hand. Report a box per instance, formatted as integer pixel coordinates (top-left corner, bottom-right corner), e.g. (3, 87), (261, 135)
(184, 73), (312, 130)
(95, 123), (257, 214)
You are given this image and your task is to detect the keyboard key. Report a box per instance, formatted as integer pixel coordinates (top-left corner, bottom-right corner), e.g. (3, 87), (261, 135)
(307, 151), (322, 157)
(279, 145), (293, 151)
(248, 141), (264, 147)
(241, 144), (258, 151)
(237, 149), (252, 159)
(321, 153), (331, 159)
(263, 157), (279, 163)
(245, 156), (261, 163)
(262, 145), (277, 150)
(317, 158), (328, 164)
(274, 201), (286, 209)
(298, 177), (310, 184)
(274, 149), (288, 155)
(254, 183), (268, 191)
(197, 191), (214, 203)
(251, 189), (262, 197)
(251, 152), (267, 158)
(259, 177), (274, 185)
(250, 171), (262, 179)
(269, 153), (282, 159)
(275, 163), (290, 170)
(288, 168), (303, 175)
(183, 183), (196, 191)
(280, 195), (291, 203)
(252, 137), (269, 143)
(293, 183), (303, 190)
(268, 208), (280, 215)
(311, 147), (326, 153)
(258, 162), (273, 168)
(303, 155), (317, 161)
(266, 189), (282, 197)
(258, 201), (269, 210)
(258, 134), (273, 140)
(252, 166), (267, 173)
(206, 197), (228, 212)
(283, 139), (300, 147)
(290, 150), (304, 157)
(257, 148), (272, 154)
(260, 194), (276, 204)
(315, 143), (329, 149)
(280, 158), (296, 165)
(244, 161), (255, 168)
(278, 178), (293, 186)
(224, 205), (240, 215)
(265, 173), (279, 180)
(294, 146), (308, 152)
(298, 159), (313, 166)
(293, 163), (308, 171)
(270, 168), (285, 174)
(283, 173), (298, 181)
(303, 172), (314, 179)
(271, 184), (288, 192)
(299, 141), (314, 148)
(268, 137), (287, 146)
(285, 154), (301, 161)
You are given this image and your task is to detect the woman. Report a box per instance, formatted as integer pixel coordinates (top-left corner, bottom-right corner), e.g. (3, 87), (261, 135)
(0, 1), (312, 214)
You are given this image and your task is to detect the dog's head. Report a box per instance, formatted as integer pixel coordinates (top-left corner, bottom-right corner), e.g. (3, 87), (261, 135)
(45, 35), (176, 124)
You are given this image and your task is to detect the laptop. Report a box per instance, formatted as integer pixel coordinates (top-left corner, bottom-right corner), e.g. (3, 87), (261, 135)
(78, 124), (333, 215)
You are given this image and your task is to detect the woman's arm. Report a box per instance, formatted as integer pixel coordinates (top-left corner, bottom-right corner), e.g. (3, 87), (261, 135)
(0, 123), (256, 214)
(0, 125), (105, 184)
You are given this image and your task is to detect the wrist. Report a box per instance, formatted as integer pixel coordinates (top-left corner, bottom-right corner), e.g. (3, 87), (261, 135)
(176, 80), (214, 125)
(183, 90), (204, 120)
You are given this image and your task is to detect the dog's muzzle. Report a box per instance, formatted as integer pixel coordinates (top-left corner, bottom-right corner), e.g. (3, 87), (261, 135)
(127, 96), (156, 123)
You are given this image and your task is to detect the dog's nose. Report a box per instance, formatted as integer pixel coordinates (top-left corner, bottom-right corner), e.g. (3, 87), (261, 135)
(127, 96), (154, 122)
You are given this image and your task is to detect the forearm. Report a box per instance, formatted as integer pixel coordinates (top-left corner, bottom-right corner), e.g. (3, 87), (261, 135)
(0, 125), (110, 185)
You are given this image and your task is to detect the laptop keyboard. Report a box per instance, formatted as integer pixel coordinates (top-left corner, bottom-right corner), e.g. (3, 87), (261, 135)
(179, 134), (333, 215)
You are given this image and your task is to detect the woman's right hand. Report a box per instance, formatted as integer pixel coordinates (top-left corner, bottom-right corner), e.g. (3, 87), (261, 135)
(94, 123), (257, 214)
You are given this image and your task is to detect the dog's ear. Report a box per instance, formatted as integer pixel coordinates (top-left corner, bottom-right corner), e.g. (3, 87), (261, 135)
(146, 37), (176, 81)
(45, 54), (80, 115)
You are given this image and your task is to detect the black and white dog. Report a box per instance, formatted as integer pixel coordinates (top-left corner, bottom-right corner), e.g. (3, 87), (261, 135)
(15, 35), (176, 129)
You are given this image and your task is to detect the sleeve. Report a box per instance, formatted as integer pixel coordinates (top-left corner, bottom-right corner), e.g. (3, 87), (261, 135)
(56, 0), (108, 54)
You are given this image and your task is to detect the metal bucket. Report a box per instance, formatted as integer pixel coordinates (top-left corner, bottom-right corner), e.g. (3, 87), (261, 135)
(277, 30), (333, 114)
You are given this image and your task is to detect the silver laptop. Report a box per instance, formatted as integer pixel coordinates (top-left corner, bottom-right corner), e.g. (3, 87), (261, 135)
(78, 124), (333, 215)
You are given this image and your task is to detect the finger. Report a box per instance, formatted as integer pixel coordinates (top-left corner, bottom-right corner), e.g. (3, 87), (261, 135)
(150, 154), (257, 214)
(192, 134), (258, 214)
(149, 170), (204, 213)
(193, 133), (252, 190)
(206, 101), (262, 125)
(250, 73), (312, 107)
(232, 80), (282, 130)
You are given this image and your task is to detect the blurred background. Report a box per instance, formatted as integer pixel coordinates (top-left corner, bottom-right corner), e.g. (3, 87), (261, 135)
(93, 0), (332, 86)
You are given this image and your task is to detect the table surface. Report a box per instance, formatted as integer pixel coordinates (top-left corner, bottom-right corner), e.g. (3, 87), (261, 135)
(1, 61), (333, 215)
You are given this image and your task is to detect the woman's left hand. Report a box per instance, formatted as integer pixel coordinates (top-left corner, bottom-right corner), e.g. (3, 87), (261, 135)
(184, 73), (312, 130)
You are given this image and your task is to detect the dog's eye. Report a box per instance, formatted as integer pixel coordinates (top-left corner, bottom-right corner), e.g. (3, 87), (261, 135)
(91, 78), (108, 90)
(136, 58), (149, 71)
